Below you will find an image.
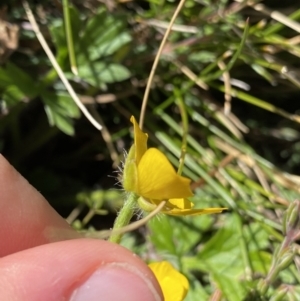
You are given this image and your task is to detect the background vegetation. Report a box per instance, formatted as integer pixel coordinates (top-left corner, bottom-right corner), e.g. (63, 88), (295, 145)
(1, 0), (300, 300)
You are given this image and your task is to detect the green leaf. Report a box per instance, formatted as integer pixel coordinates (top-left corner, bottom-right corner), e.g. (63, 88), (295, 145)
(210, 268), (246, 301)
(244, 223), (270, 251)
(188, 51), (216, 63)
(148, 215), (177, 255)
(44, 105), (75, 136)
(50, 7), (131, 66)
(76, 62), (131, 86)
(187, 215), (246, 300)
(2, 85), (26, 105)
(185, 276), (209, 301)
(0, 62), (38, 100)
(251, 64), (276, 85)
(42, 92), (80, 118)
(79, 9), (130, 61)
(84, 32), (131, 62)
(49, 7), (131, 87)
(248, 251), (271, 275)
(0, 67), (14, 87)
(42, 92), (80, 135)
(149, 214), (212, 257)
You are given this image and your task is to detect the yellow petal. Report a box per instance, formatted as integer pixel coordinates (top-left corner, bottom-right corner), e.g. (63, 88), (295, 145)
(130, 116), (148, 164)
(123, 145), (139, 192)
(137, 148), (193, 200)
(148, 198), (193, 210)
(167, 198), (194, 210)
(164, 207), (227, 216)
(149, 261), (189, 301)
(146, 198), (226, 216)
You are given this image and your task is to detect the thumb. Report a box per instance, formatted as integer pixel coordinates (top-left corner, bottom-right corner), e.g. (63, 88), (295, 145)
(0, 238), (163, 301)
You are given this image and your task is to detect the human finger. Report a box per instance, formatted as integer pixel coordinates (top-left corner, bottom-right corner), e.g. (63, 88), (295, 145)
(0, 238), (163, 301)
(0, 154), (80, 256)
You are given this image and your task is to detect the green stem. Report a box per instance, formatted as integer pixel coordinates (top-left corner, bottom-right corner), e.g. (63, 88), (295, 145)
(175, 89), (188, 176)
(109, 192), (138, 243)
(62, 0), (78, 75)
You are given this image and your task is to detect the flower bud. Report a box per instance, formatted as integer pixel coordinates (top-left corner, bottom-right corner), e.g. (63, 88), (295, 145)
(271, 248), (295, 280)
(269, 287), (289, 301)
(257, 279), (268, 295)
(283, 200), (300, 235)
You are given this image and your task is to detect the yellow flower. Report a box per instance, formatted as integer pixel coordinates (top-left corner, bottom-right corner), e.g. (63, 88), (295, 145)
(123, 116), (226, 216)
(149, 261), (189, 301)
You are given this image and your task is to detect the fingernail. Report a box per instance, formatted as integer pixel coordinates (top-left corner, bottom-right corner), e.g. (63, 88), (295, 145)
(70, 263), (162, 301)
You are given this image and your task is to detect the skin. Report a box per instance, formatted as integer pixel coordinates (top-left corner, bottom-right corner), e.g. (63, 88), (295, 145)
(0, 154), (163, 301)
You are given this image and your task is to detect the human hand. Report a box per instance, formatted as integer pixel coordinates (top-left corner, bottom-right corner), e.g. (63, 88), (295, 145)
(0, 155), (163, 301)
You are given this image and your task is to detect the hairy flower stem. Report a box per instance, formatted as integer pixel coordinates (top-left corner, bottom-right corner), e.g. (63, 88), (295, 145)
(258, 200), (300, 296)
(109, 192), (138, 244)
